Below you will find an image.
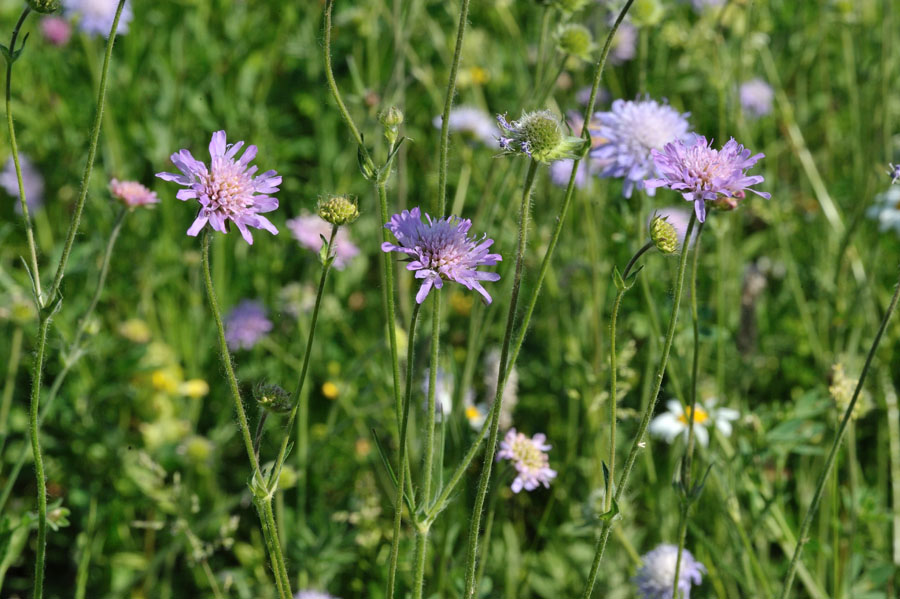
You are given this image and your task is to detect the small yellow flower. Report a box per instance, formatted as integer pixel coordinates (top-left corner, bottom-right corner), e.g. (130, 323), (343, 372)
(151, 368), (181, 394)
(119, 318), (151, 343)
(322, 381), (339, 399)
(179, 379), (210, 399)
(470, 66), (489, 85)
(355, 438), (372, 459)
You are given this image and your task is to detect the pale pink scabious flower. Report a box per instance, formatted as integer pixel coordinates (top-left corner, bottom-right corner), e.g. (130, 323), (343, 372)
(110, 179), (158, 208)
(224, 300), (272, 350)
(286, 213), (360, 270)
(645, 136), (770, 222)
(381, 207), (501, 304)
(41, 16), (72, 46)
(156, 130), (281, 244)
(295, 592), (339, 599)
(739, 78), (774, 118)
(496, 429), (557, 493)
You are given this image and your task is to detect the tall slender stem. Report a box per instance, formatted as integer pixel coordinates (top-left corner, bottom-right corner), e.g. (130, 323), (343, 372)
(29, 316), (50, 599)
(581, 213), (697, 599)
(201, 231), (290, 598)
(671, 221), (704, 598)
(387, 302), (422, 599)
(462, 158), (539, 599)
(779, 270), (900, 599)
(5, 6), (41, 305)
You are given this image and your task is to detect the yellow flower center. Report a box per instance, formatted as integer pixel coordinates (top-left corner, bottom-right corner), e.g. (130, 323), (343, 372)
(677, 405), (709, 425)
(465, 405), (481, 421)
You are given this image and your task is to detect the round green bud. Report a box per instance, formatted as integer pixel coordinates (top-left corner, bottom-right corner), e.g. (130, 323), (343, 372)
(254, 383), (292, 415)
(317, 195), (360, 226)
(556, 24), (593, 60)
(26, 0), (60, 13)
(649, 215), (678, 254)
(553, 0), (589, 13)
(379, 106), (404, 128)
(520, 111), (564, 163)
(631, 0), (665, 27)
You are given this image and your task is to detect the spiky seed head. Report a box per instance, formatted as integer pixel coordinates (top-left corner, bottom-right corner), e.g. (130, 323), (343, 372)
(317, 195), (359, 226)
(27, 0), (61, 13)
(650, 215), (678, 254)
(254, 383), (292, 415)
(557, 24), (593, 61)
(521, 111), (563, 159)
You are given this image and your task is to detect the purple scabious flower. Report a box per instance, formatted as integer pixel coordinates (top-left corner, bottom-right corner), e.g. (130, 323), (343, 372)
(110, 179), (158, 208)
(890, 163), (900, 184)
(295, 592), (339, 599)
(645, 136), (770, 222)
(433, 106), (499, 148)
(496, 429), (557, 493)
(156, 130), (281, 245)
(739, 78), (774, 118)
(381, 207), (502, 304)
(63, 0), (132, 37)
(1, 155), (45, 213)
(224, 300), (272, 350)
(867, 185), (900, 234)
(549, 159), (589, 188)
(634, 544), (706, 599)
(609, 21), (637, 64)
(286, 213), (360, 270)
(41, 16), (72, 46)
(591, 98), (691, 198)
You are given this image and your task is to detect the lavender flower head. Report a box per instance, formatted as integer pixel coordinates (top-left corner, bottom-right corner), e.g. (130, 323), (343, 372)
(739, 78), (774, 118)
(1, 155), (44, 213)
(645, 136), (770, 222)
(110, 179), (158, 208)
(295, 591), (339, 599)
(286, 213), (360, 269)
(866, 185), (900, 234)
(382, 207), (501, 304)
(591, 98), (691, 198)
(224, 300), (272, 350)
(497, 429), (557, 493)
(634, 544), (706, 599)
(156, 131), (281, 244)
(433, 106), (499, 148)
(609, 21), (637, 64)
(891, 163), (900, 184)
(62, 0), (132, 37)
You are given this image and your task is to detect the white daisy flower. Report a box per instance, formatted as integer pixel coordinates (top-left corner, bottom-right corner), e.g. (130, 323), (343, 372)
(649, 398), (739, 447)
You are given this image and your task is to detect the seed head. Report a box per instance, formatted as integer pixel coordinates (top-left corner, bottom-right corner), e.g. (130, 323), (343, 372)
(254, 383), (292, 415)
(649, 215), (678, 254)
(631, 0), (665, 27)
(497, 110), (586, 164)
(556, 24), (594, 61)
(27, 0), (61, 14)
(317, 195), (359, 226)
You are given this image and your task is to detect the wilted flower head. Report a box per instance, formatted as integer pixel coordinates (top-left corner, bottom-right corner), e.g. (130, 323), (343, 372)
(422, 368), (454, 422)
(1, 155), (44, 213)
(382, 207), (501, 304)
(63, 0), (132, 37)
(739, 78), (774, 118)
(156, 131), (281, 244)
(224, 300), (272, 350)
(634, 544), (706, 599)
(497, 429), (557, 493)
(649, 398), (739, 447)
(287, 213), (360, 269)
(110, 179), (158, 208)
(295, 591), (339, 599)
(40, 16), (71, 45)
(645, 136), (770, 222)
(591, 98), (691, 198)
(556, 23), (594, 60)
(497, 110), (586, 164)
(433, 106), (499, 148)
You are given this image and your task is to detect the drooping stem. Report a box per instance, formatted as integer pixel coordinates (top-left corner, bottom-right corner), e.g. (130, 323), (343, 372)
(581, 213), (697, 599)
(201, 231), (291, 598)
(462, 158), (539, 599)
(779, 270), (900, 599)
(386, 301), (422, 599)
(671, 220), (704, 598)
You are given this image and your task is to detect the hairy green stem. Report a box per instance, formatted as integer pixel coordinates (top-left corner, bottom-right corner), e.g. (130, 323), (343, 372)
(581, 213), (697, 599)
(462, 158), (539, 599)
(779, 270), (900, 599)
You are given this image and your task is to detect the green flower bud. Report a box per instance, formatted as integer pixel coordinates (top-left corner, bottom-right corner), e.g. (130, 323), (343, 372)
(379, 106), (404, 146)
(26, 0), (60, 13)
(631, 0), (665, 27)
(556, 24), (594, 61)
(497, 110), (587, 164)
(649, 215), (678, 254)
(254, 383), (292, 415)
(317, 195), (359, 226)
(552, 0), (589, 14)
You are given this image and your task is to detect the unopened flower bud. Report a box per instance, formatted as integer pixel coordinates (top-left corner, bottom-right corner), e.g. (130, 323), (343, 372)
(317, 195), (359, 226)
(649, 215), (678, 254)
(254, 383), (292, 415)
(380, 106), (404, 145)
(27, 0), (60, 14)
(557, 24), (593, 61)
(631, 0), (665, 27)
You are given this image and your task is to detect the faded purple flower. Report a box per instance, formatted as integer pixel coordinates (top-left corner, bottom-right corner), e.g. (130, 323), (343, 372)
(739, 78), (774, 118)
(610, 21), (637, 64)
(110, 179), (158, 208)
(634, 544), (706, 599)
(156, 130), (281, 245)
(63, 0), (132, 37)
(1, 155), (44, 213)
(591, 98), (692, 198)
(496, 428), (557, 493)
(41, 16), (72, 46)
(286, 213), (359, 270)
(381, 207), (501, 304)
(645, 136), (770, 222)
(433, 106), (499, 148)
(295, 591), (339, 599)
(550, 159), (589, 188)
(224, 300), (272, 350)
